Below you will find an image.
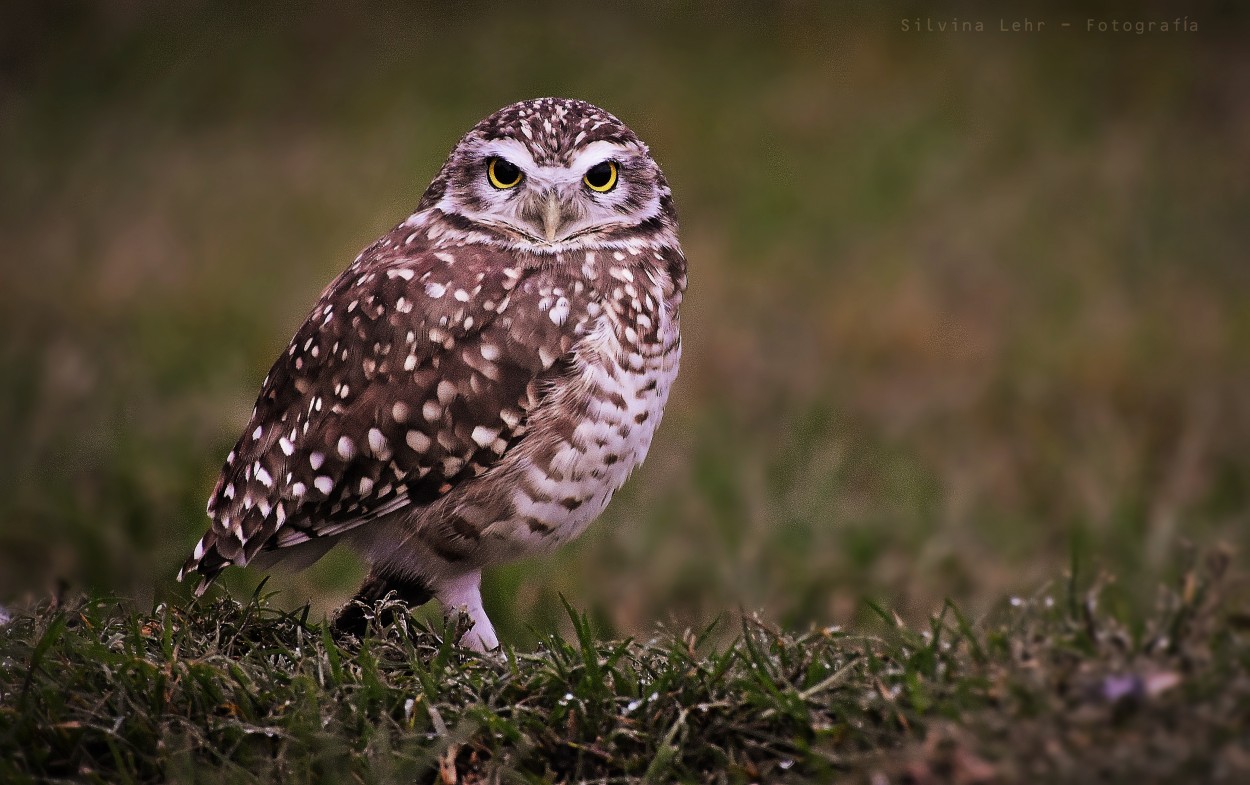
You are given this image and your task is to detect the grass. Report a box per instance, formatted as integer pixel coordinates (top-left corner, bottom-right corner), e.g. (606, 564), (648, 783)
(2, 549), (1246, 784)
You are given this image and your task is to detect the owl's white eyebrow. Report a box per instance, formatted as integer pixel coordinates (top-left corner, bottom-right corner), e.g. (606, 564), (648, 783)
(568, 141), (630, 172)
(478, 139), (538, 172)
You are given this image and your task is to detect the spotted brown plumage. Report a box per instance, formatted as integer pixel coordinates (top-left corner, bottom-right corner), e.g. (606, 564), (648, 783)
(180, 98), (686, 650)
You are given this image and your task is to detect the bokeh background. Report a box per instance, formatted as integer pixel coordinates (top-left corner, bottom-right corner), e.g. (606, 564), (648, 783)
(2, 2), (1247, 645)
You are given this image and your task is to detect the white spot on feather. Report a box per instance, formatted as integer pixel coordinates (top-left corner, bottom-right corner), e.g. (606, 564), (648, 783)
(549, 296), (570, 326)
(471, 425), (500, 448)
(368, 428), (389, 456)
(406, 430), (431, 452)
(538, 346), (557, 369)
(437, 380), (457, 405)
(422, 400), (442, 421)
(337, 436), (355, 460)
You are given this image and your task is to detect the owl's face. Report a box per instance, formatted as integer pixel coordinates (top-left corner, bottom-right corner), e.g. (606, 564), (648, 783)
(419, 98), (676, 252)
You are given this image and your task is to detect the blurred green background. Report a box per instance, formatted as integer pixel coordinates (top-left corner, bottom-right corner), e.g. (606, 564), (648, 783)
(2, 2), (1247, 645)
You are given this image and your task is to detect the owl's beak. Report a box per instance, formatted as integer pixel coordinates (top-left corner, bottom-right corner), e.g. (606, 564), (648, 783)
(519, 190), (580, 245)
(541, 192), (565, 243)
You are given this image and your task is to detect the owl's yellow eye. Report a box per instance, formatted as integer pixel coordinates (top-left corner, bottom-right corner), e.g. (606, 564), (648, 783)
(487, 158), (523, 189)
(583, 161), (618, 193)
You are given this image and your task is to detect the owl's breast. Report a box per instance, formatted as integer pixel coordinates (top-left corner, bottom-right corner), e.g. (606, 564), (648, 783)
(485, 289), (681, 559)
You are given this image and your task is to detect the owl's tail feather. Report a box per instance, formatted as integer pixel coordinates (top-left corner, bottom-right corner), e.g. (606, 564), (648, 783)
(177, 530), (232, 597)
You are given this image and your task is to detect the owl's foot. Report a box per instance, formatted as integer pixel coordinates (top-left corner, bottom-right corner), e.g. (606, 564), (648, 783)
(331, 569), (433, 639)
(436, 570), (499, 652)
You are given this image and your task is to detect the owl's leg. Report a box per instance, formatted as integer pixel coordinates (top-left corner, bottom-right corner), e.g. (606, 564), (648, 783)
(331, 568), (433, 638)
(436, 570), (499, 652)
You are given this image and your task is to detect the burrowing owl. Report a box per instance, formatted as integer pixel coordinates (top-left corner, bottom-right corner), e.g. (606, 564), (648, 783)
(179, 98), (686, 650)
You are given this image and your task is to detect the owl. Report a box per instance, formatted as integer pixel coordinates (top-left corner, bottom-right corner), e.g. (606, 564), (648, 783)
(179, 98), (686, 651)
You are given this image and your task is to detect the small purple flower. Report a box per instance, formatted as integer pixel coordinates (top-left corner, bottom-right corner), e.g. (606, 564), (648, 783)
(1102, 674), (1144, 702)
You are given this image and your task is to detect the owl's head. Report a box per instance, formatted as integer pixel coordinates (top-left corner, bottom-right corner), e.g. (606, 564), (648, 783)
(418, 98), (676, 252)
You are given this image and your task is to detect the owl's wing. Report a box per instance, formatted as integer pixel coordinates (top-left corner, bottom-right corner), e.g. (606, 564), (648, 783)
(180, 241), (575, 593)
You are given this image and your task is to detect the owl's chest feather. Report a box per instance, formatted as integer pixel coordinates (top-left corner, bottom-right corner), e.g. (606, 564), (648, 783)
(490, 267), (681, 557)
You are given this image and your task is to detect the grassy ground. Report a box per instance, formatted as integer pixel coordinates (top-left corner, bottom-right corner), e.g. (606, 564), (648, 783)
(2, 551), (1246, 783)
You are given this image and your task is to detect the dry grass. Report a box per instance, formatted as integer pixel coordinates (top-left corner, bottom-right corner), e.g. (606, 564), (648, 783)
(2, 551), (1246, 783)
